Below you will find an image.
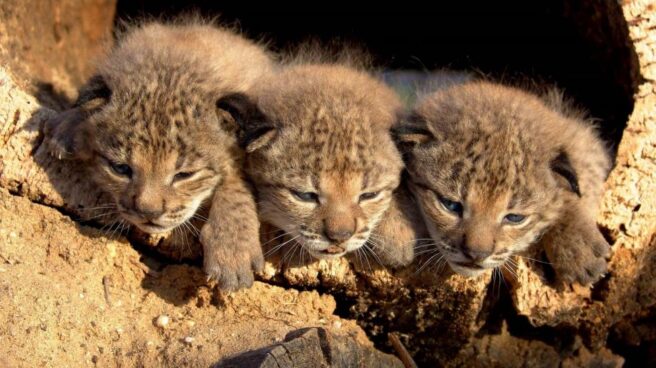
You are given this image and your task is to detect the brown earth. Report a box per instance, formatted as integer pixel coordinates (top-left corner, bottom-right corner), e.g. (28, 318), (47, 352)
(0, 188), (389, 367)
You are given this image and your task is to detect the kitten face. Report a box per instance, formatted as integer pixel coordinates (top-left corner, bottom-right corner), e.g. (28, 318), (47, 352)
(89, 137), (218, 233)
(251, 132), (401, 259)
(83, 98), (226, 234)
(408, 172), (560, 276)
(396, 82), (584, 277)
(220, 64), (404, 260)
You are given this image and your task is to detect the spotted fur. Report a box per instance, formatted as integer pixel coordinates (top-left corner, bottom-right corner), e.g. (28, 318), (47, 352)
(395, 81), (611, 284)
(43, 20), (273, 290)
(220, 63), (405, 263)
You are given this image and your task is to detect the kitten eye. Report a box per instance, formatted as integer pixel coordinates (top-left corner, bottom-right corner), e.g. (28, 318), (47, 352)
(173, 171), (196, 182)
(359, 191), (379, 202)
(503, 213), (526, 224)
(291, 190), (319, 203)
(110, 162), (132, 178)
(438, 195), (463, 216)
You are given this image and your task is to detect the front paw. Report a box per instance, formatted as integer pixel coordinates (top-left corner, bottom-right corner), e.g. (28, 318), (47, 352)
(545, 226), (610, 286)
(201, 237), (264, 292)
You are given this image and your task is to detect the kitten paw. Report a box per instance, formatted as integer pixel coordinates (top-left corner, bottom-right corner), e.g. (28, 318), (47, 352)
(202, 237), (264, 292)
(545, 226), (610, 286)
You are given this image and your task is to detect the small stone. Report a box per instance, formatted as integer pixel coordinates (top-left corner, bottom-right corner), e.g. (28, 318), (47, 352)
(333, 321), (342, 329)
(183, 336), (194, 345)
(155, 315), (170, 329)
(186, 320), (196, 328)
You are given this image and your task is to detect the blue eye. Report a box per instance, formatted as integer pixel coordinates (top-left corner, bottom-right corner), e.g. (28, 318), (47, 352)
(438, 196), (463, 215)
(504, 213), (526, 224)
(291, 190), (319, 203)
(110, 162), (132, 178)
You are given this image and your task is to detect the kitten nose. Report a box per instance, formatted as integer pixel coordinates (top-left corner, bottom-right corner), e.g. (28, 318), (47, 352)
(135, 207), (164, 220)
(134, 200), (164, 219)
(133, 191), (164, 220)
(323, 215), (355, 243)
(324, 229), (354, 243)
(462, 247), (492, 262)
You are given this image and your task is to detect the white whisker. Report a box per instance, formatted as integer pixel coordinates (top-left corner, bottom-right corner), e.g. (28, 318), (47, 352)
(503, 263), (518, 281)
(262, 231), (294, 247)
(280, 241), (300, 267)
(517, 255), (553, 266)
(414, 248), (440, 257)
(359, 247), (373, 273)
(363, 244), (384, 267)
(365, 239), (391, 256)
(265, 235), (300, 257)
(83, 211), (119, 222)
(192, 213), (208, 222)
(416, 251), (443, 275)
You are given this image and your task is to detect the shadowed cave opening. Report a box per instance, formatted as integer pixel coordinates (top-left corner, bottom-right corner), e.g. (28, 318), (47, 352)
(110, 2), (640, 366)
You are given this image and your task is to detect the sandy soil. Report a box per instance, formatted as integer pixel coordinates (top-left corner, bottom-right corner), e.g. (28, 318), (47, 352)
(0, 188), (371, 367)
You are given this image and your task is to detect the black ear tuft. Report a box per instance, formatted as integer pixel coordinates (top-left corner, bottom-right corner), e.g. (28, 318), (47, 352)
(392, 113), (435, 146)
(74, 75), (111, 108)
(216, 93), (257, 127)
(216, 93), (276, 152)
(550, 150), (581, 197)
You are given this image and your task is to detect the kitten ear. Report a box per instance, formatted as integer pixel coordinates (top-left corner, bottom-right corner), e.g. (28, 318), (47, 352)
(43, 107), (96, 160)
(550, 150), (581, 197)
(392, 113), (435, 146)
(45, 75), (110, 160)
(74, 75), (112, 109)
(216, 93), (277, 152)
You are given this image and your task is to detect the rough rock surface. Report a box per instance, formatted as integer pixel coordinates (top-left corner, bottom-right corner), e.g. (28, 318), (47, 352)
(215, 327), (404, 368)
(507, 0), (656, 355)
(0, 0), (116, 103)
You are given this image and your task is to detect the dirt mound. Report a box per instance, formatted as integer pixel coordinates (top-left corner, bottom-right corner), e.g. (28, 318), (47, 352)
(0, 189), (385, 367)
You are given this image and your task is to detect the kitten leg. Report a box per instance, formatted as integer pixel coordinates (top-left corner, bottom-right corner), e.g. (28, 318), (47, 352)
(370, 185), (426, 268)
(200, 167), (264, 291)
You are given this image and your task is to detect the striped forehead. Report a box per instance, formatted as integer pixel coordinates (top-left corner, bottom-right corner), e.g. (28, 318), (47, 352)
(95, 117), (205, 165)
